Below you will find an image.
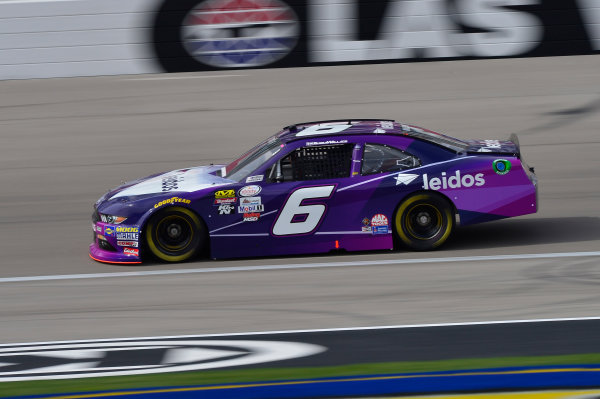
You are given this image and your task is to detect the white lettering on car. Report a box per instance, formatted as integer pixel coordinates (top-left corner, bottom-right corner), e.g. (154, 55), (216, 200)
(423, 171), (485, 190)
(272, 185), (335, 236)
(296, 123), (352, 137)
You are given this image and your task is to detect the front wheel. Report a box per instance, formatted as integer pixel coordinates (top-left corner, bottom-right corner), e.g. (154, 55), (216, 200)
(146, 207), (206, 262)
(394, 194), (454, 251)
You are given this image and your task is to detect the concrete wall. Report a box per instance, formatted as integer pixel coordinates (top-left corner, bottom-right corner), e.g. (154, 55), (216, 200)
(0, 0), (598, 80)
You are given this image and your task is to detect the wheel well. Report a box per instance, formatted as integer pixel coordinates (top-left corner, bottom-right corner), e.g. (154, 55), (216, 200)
(394, 190), (456, 218)
(140, 206), (210, 259)
(391, 190), (457, 246)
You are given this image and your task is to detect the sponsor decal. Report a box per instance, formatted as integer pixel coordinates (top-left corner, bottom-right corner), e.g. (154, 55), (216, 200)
(104, 226), (114, 236)
(372, 225), (389, 235)
(218, 204), (235, 215)
(373, 128), (386, 133)
(116, 226), (139, 233)
(238, 204), (265, 213)
(100, 214), (126, 224)
(423, 171), (485, 190)
(0, 339), (324, 381)
(361, 216), (372, 232)
(306, 139), (349, 146)
(246, 175), (264, 183)
(123, 248), (139, 256)
(117, 241), (139, 248)
(180, 0), (300, 68)
(161, 174), (185, 192)
(476, 140), (503, 152)
(214, 197), (236, 205)
(243, 212), (261, 222)
(215, 189), (235, 199)
(239, 185), (262, 197)
(380, 121), (394, 129)
(154, 197), (191, 208)
(493, 159), (512, 175)
(482, 140), (502, 149)
(395, 173), (419, 186)
(371, 214), (389, 227)
(240, 196), (261, 206)
(117, 233), (139, 241)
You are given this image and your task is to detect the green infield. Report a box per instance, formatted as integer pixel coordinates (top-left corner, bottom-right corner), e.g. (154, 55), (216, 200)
(3, 353), (600, 398)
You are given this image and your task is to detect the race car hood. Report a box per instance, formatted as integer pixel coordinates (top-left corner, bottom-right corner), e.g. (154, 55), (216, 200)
(465, 139), (519, 156)
(106, 165), (234, 200)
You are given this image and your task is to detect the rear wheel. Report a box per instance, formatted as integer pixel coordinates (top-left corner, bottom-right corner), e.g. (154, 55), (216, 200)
(146, 207), (205, 262)
(394, 193), (454, 250)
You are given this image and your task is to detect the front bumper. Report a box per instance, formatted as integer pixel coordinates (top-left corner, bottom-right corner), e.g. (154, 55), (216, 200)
(89, 243), (141, 264)
(89, 221), (142, 264)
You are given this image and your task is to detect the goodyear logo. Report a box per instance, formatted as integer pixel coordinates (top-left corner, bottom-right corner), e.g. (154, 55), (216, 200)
(215, 189), (235, 199)
(154, 197), (191, 209)
(116, 226), (139, 233)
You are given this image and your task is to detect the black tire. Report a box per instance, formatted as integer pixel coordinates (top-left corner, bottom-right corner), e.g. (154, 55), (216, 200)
(394, 193), (454, 251)
(146, 207), (205, 262)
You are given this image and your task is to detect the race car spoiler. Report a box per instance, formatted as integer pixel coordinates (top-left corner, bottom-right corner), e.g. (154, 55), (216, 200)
(465, 133), (521, 158)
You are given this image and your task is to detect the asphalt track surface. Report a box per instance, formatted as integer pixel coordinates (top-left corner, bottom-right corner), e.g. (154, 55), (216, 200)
(0, 55), (599, 344)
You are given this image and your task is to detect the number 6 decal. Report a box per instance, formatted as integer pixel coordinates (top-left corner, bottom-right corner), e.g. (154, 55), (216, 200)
(272, 185), (336, 236)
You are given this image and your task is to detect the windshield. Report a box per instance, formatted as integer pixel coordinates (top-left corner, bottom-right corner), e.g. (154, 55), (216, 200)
(223, 137), (283, 182)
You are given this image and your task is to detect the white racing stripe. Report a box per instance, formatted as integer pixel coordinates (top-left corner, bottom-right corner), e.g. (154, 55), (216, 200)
(1, 251), (599, 284)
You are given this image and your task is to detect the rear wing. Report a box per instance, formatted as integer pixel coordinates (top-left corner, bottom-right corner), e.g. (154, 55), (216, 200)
(509, 133), (521, 159)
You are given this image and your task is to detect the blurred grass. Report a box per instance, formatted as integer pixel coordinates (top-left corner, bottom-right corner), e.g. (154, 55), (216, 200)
(3, 353), (600, 398)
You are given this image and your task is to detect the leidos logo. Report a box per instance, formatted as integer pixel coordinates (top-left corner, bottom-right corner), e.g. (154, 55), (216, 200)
(423, 171), (485, 190)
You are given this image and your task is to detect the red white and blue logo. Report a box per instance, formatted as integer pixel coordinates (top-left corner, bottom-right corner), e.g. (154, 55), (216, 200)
(181, 0), (299, 68)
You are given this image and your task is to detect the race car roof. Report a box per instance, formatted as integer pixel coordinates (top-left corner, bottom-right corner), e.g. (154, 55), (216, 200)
(277, 119), (470, 153)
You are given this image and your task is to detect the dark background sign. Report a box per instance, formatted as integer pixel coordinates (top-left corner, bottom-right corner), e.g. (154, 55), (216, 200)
(152, 0), (600, 72)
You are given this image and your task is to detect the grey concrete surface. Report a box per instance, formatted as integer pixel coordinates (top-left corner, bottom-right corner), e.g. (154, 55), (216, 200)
(0, 55), (599, 343)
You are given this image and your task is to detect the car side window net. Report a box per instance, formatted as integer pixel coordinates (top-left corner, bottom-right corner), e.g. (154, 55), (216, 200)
(275, 144), (354, 182)
(361, 143), (421, 175)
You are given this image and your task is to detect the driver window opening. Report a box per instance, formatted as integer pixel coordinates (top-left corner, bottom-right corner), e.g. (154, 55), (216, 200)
(270, 144), (354, 182)
(361, 143), (421, 175)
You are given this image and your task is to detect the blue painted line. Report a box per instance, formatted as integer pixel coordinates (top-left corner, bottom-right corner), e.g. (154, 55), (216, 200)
(18, 366), (600, 399)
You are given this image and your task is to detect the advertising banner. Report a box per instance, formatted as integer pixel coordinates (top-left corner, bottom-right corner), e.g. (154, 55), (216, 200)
(0, 0), (599, 79)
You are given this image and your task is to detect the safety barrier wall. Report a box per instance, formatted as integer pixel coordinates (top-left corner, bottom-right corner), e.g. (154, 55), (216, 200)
(0, 0), (599, 80)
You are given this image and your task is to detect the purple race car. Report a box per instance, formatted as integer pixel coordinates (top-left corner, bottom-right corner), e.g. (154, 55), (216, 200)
(90, 119), (538, 264)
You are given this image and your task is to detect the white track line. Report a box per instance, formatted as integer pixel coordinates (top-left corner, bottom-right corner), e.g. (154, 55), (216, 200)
(3, 316), (600, 347)
(1, 251), (599, 284)
(125, 74), (246, 81)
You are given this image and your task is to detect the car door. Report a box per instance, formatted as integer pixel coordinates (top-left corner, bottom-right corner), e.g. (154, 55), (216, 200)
(210, 140), (363, 258)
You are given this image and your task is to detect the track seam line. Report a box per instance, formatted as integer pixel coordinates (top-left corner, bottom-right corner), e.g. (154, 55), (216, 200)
(1, 251), (599, 284)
